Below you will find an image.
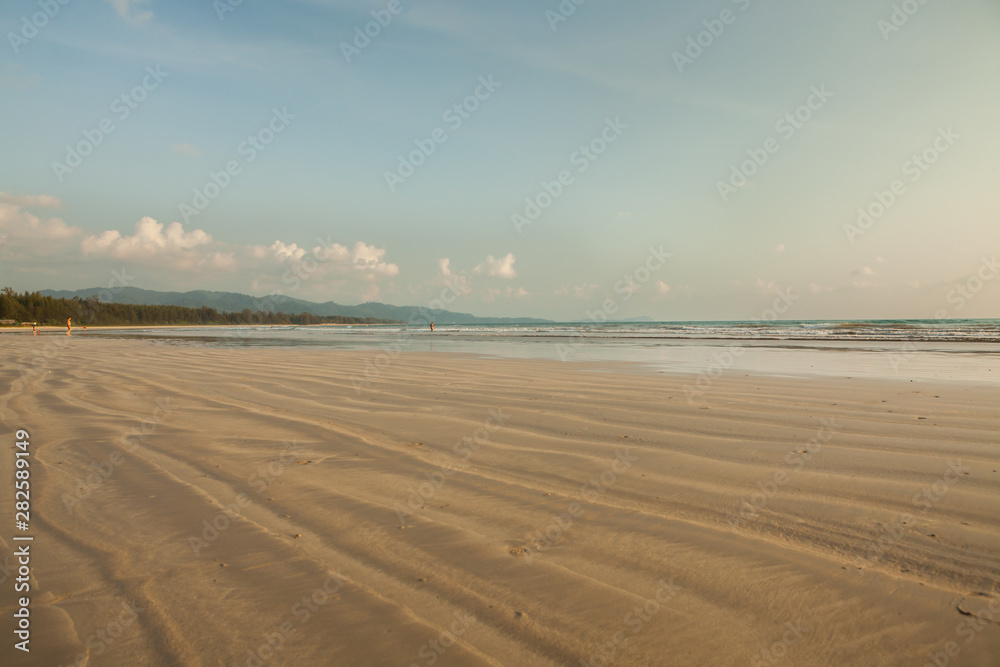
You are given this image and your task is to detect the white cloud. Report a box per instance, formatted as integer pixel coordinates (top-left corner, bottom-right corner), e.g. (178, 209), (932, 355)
(473, 253), (517, 279)
(0, 195), (80, 247)
(432, 258), (472, 298)
(0, 195), (402, 298)
(107, 0), (153, 24)
(173, 142), (203, 156)
(756, 278), (783, 295)
(655, 280), (671, 295)
(201, 252), (237, 271)
(268, 240), (307, 262)
(82, 217), (212, 259)
(351, 242), (399, 277)
(775, 243), (786, 252)
(314, 242), (350, 263)
(482, 286), (529, 302)
(850, 268), (877, 289)
(0, 64), (41, 91)
(248, 240), (397, 278)
(0, 192), (62, 209)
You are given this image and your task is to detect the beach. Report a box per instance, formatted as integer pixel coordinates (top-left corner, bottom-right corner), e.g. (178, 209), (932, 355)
(2, 335), (999, 666)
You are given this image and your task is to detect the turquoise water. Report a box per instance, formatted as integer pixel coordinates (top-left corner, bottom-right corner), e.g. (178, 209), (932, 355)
(92, 318), (1000, 343)
(341, 319), (1000, 342)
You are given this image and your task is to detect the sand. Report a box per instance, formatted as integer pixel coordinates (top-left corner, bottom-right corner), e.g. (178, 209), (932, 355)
(1, 336), (998, 666)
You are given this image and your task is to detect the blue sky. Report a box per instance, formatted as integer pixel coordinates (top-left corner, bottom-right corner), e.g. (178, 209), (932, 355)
(1, 0), (998, 320)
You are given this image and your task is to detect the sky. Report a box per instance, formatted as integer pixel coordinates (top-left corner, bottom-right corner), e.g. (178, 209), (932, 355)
(1, 0), (999, 321)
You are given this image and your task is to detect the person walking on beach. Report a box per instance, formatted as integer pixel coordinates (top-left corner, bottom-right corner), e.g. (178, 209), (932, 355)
(430, 322), (434, 332)
(67, 317), (72, 335)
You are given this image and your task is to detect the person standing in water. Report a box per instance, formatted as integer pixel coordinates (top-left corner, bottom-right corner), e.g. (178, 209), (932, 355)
(430, 322), (434, 332)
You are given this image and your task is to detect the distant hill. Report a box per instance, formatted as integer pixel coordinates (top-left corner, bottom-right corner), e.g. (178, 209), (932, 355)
(39, 287), (552, 325)
(1, 289), (389, 327)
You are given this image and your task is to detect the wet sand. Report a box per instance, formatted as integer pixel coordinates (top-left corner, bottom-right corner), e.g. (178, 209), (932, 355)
(1, 336), (998, 666)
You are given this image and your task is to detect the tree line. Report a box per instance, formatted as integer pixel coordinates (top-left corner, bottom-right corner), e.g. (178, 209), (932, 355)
(0, 288), (397, 327)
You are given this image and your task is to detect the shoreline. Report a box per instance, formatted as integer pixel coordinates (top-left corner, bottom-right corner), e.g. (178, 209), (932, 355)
(16, 327), (994, 387)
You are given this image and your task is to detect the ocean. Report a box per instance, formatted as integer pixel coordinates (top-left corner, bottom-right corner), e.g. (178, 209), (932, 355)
(89, 319), (1000, 385)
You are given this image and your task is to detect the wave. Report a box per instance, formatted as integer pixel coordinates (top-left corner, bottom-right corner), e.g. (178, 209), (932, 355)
(95, 319), (1000, 344)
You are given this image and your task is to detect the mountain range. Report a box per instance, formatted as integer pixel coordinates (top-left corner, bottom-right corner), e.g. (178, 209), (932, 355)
(38, 287), (553, 325)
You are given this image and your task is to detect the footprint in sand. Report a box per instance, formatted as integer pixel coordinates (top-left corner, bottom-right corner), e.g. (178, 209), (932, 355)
(956, 592), (1000, 622)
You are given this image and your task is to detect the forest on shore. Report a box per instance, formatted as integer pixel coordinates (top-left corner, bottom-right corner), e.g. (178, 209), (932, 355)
(0, 289), (397, 327)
